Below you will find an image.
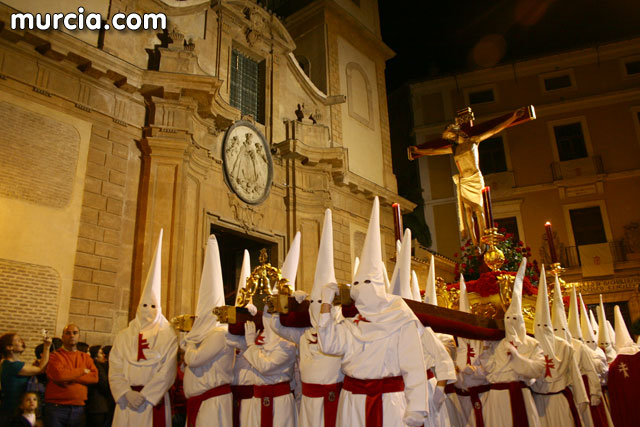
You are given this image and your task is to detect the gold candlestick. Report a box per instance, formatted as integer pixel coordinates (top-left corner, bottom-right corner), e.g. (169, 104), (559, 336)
(547, 262), (568, 292)
(481, 228), (505, 272)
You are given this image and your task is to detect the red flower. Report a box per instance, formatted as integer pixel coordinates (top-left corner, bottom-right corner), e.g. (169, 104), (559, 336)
(526, 246), (531, 251)
(460, 246), (465, 251)
(499, 227), (507, 233)
(469, 268), (475, 273)
(518, 241), (524, 246)
(453, 252), (459, 258)
(461, 263), (467, 269)
(515, 248), (521, 253)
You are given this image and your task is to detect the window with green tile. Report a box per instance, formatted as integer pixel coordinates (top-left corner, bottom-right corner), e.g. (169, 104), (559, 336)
(230, 49), (265, 124)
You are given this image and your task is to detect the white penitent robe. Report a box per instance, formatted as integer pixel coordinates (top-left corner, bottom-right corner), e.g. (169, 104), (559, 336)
(229, 335), (266, 427)
(242, 333), (298, 427)
(571, 339), (601, 427)
(452, 339), (489, 427)
(272, 315), (344, 427)
(109, 324), (178, 427)
(183, 327), (234, 427)
(318, 312), (428, 427)
(480, 337), (545, 427)
(530, 338), (589, 427)
(421, 327), (457, 427)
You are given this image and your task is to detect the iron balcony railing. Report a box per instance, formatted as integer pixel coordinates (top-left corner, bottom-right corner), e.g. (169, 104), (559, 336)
(563, 240), (626, 268)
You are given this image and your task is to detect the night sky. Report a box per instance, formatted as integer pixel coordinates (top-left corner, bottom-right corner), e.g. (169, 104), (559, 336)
(379, 0), (640, 91)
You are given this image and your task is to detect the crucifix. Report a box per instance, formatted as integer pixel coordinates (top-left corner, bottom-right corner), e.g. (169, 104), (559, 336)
(407, 105), (535, 246)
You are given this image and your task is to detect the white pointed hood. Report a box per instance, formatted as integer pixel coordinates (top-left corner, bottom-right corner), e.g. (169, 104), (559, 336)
(568, 283), (582, 341)
(458, 274), (470, 313)
(504, 257), (528, 344)
(185, 235), (226, 344)
(261, 231), (302, 346)
(607, 320), (616, 345)
(382, 261), (391, 292)
(550, 270), (571, 343)
(351, 197), (392, 313)
(281, 232), (301, 290)
(589, 309), (599, 343)
(597, 295), (616, 363)
(410, 270), (421, 302)
(136, 229), (167, 332)
(309, 209), (337, 327)
(614, 305), (638, 355)
(235, 249), (252, 308)
(535, 266), (556, 358)
(580, 293), (598, 350)
(349, 197), (420, 341)
(389, 228), (413, 299)
(352, 257), (360, 283)
(424, 255), (437, 305)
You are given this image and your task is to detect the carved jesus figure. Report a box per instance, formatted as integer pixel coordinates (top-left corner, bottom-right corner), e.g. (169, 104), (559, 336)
(408, 107), (526, 245)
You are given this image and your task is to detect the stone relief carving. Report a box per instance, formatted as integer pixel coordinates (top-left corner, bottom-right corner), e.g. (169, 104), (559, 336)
(222, 121), (272, 204)
(227, 191), (265, 232)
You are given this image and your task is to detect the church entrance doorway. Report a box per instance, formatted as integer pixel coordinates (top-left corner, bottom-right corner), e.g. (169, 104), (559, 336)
(210, 224), (278, 305)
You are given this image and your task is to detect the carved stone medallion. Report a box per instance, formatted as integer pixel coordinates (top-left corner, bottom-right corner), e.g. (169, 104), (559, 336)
(222, 120), (272, 205)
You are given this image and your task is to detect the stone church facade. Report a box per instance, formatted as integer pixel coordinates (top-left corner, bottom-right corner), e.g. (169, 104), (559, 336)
(0, 0), (423, 348)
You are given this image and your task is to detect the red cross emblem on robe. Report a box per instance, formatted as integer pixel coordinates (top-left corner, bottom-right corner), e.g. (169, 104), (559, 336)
(307, 332), (318, 345)
(353, 314), (369, 325)
(544, 355), (555, 378)
(255, 332), (265, 346)
(466, 345), (476, 365)
(137, 333), (150, 361)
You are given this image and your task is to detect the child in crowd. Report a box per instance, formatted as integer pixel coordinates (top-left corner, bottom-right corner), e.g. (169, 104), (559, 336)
(10, 391), (39, 427)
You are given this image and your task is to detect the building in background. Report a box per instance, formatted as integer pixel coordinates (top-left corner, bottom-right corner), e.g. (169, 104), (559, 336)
(391, 36), (640, 326)
(0, 0), (447, 348)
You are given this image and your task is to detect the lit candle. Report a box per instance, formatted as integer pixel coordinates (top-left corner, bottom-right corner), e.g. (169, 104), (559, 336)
(481, 187), (493, 230)
(392, 203), (402, 243)
(545, 221), (558, 263)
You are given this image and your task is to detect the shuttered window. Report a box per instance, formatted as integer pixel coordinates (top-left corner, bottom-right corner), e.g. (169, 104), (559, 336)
(230, 49), (265, 124)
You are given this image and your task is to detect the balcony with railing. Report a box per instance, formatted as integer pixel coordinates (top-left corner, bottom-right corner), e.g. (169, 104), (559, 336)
(551, 155), (603, 181)
(562, 240), (626, 268)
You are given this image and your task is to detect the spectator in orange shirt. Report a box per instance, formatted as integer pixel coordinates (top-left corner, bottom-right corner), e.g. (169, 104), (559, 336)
(45, 324), (98, 427)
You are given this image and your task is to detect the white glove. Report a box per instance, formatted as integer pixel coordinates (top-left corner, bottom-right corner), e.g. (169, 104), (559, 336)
(244, 321), (257, 346)
(293, 290), (308, 304)
(321, 282), (339, 305)
(590, 394), (602, 406)
(246, 303), (258, 316)
(433, 384), (446, 411)
(403, 410), (426, 427)
(125, 390), (145, 409)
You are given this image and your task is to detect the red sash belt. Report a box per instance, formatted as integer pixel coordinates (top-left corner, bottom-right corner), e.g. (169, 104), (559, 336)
(582, 375), (608, 427)
(301, 382), (342, 427)
(444, 384), (490, 427)
(131, 385), (165, 427)
(532, 387), (582, 427)
(230, 383), (291, 427)
(489, 381), (528, 427)
(186, 384), (231, 427)
(231, 385), (254, 427)
(427, 369), (435, 380)
(342, 375), (405, 427)
(254, 382), (292, 427)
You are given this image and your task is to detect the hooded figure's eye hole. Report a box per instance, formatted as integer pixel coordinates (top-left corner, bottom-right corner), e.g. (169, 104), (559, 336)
(364, 279), (371, 284)
(353, 281), (359, 285)
(318, 300), (322, 303)
(151, 305), (156, 309)
(143, 304), (148, 307)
